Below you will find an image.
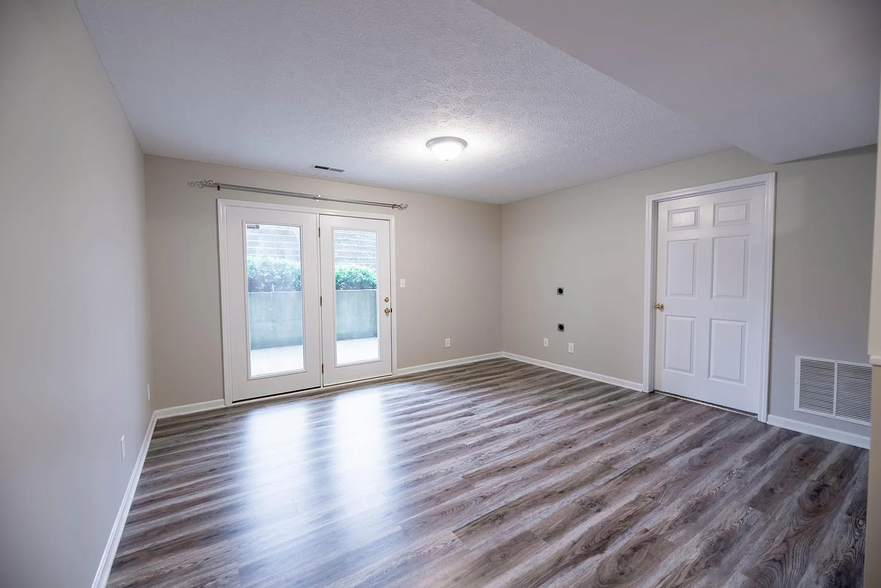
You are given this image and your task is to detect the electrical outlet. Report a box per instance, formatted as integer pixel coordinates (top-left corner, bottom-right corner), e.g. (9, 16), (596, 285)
(543, 338), (549, 348)
(400, 279), (406, 288)
(445, 338), (451, 348)
(120, 436), (126, 461)
(568, 343), (575, 354)
(147, 383), (151, 401)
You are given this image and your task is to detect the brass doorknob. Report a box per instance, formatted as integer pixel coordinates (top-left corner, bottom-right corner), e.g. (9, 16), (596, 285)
(655, 303), (664, 310)
(384, 308), (393, 316)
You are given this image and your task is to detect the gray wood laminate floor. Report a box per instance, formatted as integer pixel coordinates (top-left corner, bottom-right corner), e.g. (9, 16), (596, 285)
(108, 359), (868, 588)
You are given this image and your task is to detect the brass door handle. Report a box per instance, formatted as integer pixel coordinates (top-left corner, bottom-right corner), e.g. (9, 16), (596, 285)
(384, 308), (393, 316)
(655, 303), (664, 310)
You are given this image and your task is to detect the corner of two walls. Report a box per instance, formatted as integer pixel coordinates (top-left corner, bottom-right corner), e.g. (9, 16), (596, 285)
(499, 145), (877, 439)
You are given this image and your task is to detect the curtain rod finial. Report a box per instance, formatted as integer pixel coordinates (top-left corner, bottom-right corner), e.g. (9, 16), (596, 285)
(188, 180), (218, 189)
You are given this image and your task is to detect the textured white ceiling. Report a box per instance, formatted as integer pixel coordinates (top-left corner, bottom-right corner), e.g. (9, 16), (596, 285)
(74, 0), (728, 204)
(474, 0), (881, 164)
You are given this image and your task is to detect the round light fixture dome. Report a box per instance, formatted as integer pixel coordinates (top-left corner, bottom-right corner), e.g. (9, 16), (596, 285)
(426, 136), (467, 161)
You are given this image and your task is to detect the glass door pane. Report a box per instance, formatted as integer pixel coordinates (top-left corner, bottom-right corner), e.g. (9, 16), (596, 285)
(246, 224), (305, 377)
(332, 229), (380, 365)
(223, 203), (321, 403)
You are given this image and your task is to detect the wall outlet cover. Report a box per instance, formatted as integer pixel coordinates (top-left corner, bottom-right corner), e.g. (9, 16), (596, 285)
(568, 343), (575, 353)
(444, 338), (451, 348)
(400, 279), (406, 288)
(543, 338), (549, 347)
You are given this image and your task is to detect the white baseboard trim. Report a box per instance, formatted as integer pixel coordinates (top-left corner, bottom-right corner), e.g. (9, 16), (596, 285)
(502, 352), (644, 392)
(766, 415), (870, 449)
(91, 398), (227, 587)
(91, 412), (157, 588)
(153, 399), (226, 419)
(396, 352), (504, 376)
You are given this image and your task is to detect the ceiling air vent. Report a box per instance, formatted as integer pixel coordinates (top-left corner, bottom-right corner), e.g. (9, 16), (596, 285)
(796, 356), (872, 425)
(313, 165), (345, 173)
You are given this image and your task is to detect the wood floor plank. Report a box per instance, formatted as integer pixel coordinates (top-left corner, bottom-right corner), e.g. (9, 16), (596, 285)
(650, 501), (767, 588)
(744, 442), (830, 515)
(741, 445), (866, 588)
(107, 359), (868, 588)
(795, 450), (870, 588)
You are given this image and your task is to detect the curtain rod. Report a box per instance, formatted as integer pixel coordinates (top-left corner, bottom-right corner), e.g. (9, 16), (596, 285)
(187, 180), (408, 210)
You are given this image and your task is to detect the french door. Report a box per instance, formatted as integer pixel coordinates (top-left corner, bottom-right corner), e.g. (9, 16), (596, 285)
(220, 201), (393, 402)
(222, 204), (322, 402)
(319, 215), (392, 386)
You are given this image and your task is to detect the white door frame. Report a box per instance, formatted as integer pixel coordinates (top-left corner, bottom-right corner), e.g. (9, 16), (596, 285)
(218, 198), (398, 406)
(641, 173), (776, 422)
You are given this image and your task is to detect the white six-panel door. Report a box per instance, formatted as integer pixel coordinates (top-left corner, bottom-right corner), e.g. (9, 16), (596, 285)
(653, 184), (769, 414)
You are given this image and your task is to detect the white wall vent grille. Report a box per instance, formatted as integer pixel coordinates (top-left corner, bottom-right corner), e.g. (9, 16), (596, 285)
(795, 356), (871, 425)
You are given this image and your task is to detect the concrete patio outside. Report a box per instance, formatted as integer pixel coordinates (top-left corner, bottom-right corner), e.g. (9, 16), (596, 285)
(250, 336), (379, 376)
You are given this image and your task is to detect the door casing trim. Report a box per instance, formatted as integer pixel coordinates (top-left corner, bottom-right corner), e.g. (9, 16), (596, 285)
(217, 198), (398, 406)
(642, 173), (776, 422)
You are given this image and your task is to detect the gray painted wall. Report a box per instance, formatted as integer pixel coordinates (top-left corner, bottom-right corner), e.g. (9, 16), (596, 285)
(502, 146), (876, 437)
(144, 155), (502, 410)
(863, 74), (880, 588)
(0, 1), (152, 586)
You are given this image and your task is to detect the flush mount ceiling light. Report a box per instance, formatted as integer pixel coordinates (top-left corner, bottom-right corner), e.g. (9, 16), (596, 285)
(426, 136), (468, 161)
